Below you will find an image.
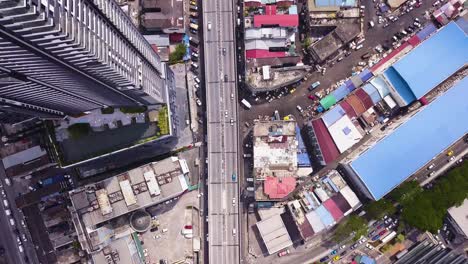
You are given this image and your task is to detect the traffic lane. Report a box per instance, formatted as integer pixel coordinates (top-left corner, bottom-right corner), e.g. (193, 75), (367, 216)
(413, 139), (467, 182)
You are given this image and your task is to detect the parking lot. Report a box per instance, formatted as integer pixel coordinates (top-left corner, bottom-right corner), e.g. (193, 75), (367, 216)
(141, 191), (199, 263)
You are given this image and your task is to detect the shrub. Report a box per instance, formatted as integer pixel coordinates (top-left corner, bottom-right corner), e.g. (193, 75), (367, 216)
(101, 107), (114, 114)
(67, 123), (91, 139)
(120, 106), (147, 114)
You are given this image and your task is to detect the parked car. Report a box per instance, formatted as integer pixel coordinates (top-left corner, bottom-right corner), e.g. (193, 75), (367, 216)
(278, 249), (290, 257)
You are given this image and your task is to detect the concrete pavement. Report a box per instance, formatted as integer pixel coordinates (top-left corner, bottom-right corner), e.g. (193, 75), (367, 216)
(202, 0), (241, 262)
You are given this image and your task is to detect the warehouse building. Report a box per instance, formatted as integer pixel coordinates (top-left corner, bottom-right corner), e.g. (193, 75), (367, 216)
(341, 76), (468, 200)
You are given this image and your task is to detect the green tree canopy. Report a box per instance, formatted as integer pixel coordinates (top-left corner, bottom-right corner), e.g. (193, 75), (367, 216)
(388, 180), (422, 205)
(364, 199), (396, 220)
(169, 43), (186, 65)
(333, 215), (368, 242)
(402, 160), (468, 233)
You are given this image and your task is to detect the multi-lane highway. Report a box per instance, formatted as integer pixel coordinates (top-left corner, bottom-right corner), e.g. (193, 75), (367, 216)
(202, 0), (241, 262)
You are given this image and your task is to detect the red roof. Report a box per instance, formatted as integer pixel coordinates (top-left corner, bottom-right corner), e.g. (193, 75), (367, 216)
(246, 49), (287, 59)
(311, 119), (340, 164)
(370, 42), (410, 73)
(265, 5), (277, 15)
(253, 15), (298, 28)
(264, 176), (296, 199)
(355, 88), (374, 110)
(340, 100), (358, 119)
(169, 33), (183, 43)
(323, 199), (344, 221)
(407, 35), (421, 47)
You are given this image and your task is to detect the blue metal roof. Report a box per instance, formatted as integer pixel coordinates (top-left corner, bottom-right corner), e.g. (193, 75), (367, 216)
(383, 67), (415, 105)
(332, 84), (350, 101)
(315, 205), (335, 227)
(350, 77), (468, 200)
(455, 17), (468, 34)
(370, 76), (390, 98)
(391, 22), (468, 100)
(322, 105), (346, 127)
(296, 125), (312, 167)
(362, 83), (382, 104)
(315, 0), (356, 7)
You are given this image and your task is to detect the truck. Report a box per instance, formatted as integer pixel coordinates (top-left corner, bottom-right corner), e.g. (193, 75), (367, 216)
(309, 81), (321, 91)
(241, 99), (251, 109)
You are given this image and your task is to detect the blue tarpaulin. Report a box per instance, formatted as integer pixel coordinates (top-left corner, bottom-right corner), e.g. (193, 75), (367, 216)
(332, 84), (350, 101)
(315, 205), (335, 227)
(362, 83), (383, 104)
(183, 34), (191, 61)
(416, 23), (437, 41)
(322, 105), (346, 127)
(345, 79), (356, 92)
(296, 125), (312, 167)
(322, 177), (339, 193)
(359, 68), (373, 82)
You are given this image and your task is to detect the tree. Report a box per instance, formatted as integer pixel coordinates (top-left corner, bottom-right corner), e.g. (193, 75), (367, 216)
(396, 234), (405, 243)
(333, 215), (368, 242)
(388, 180), (422, 205)
(401, 161), (468, 233)
(303, 37), (312, 49)
(364, 199), (396, 220)
(67, 123), (91, 139)
(120, 106), (147, 114)
(169, 43), (186, 64)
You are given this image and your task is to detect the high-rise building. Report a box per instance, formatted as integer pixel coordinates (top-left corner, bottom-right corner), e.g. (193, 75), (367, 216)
(0, 0), (173, 116)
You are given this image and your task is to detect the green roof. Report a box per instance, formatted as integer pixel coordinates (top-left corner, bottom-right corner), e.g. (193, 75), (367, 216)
(320, 94), (337, 110)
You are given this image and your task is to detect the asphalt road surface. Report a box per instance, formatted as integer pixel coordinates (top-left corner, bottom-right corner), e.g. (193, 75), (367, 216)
(202, 0), (241, 262)
(0, 162), (36, 264)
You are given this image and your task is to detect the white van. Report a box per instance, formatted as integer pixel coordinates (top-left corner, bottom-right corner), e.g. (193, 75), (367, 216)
(355, 44), (363, 50)
(232, 228), (236, 236)
(194, 77), (201, 84)
(18, 245), (23, 253)
(3, 199), (8, 207)
(5, 209), (11, 216)
(191, 62), (199, 69)
(207, 22), (212, 30)
(369, 21), (375, 28)
(5, 178), (11, 186)
(10, 218), (15, 226)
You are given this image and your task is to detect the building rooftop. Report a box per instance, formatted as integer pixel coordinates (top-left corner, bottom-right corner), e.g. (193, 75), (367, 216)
(384, 21), (468, 104)
(308, 23), (360, 63)
(350, 76), (468, 200)
(447, 198), (468, 237)
(256, 214), (293, 254)
(328, 115), (363, 153)
(253, 121), (298, 177)
(141, 0), (184, 32)
(264, 176), (297, 199)
(253, 15), (299, 28)
(70, 156), (189, 228)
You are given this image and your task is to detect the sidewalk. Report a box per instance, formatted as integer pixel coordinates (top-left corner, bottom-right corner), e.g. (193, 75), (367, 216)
(187, 70), (200, 133)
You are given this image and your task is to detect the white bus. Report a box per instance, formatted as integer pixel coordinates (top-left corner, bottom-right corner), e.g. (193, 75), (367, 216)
(241, 99), (251, 109)
(381, 231), (397, 244)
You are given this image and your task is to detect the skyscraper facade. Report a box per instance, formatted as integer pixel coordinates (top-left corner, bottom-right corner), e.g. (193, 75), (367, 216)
(0, 0), (173, 115)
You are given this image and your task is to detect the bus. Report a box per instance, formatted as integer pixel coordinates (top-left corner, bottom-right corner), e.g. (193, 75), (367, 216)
(381, 231), (397, 244)
(241, 99), (251, 109)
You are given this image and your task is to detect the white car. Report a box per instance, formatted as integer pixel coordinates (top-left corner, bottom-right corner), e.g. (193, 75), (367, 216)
(207, 22), (212, 30)
(296, 105), (303, 113)
(196, 99), (202, 106)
